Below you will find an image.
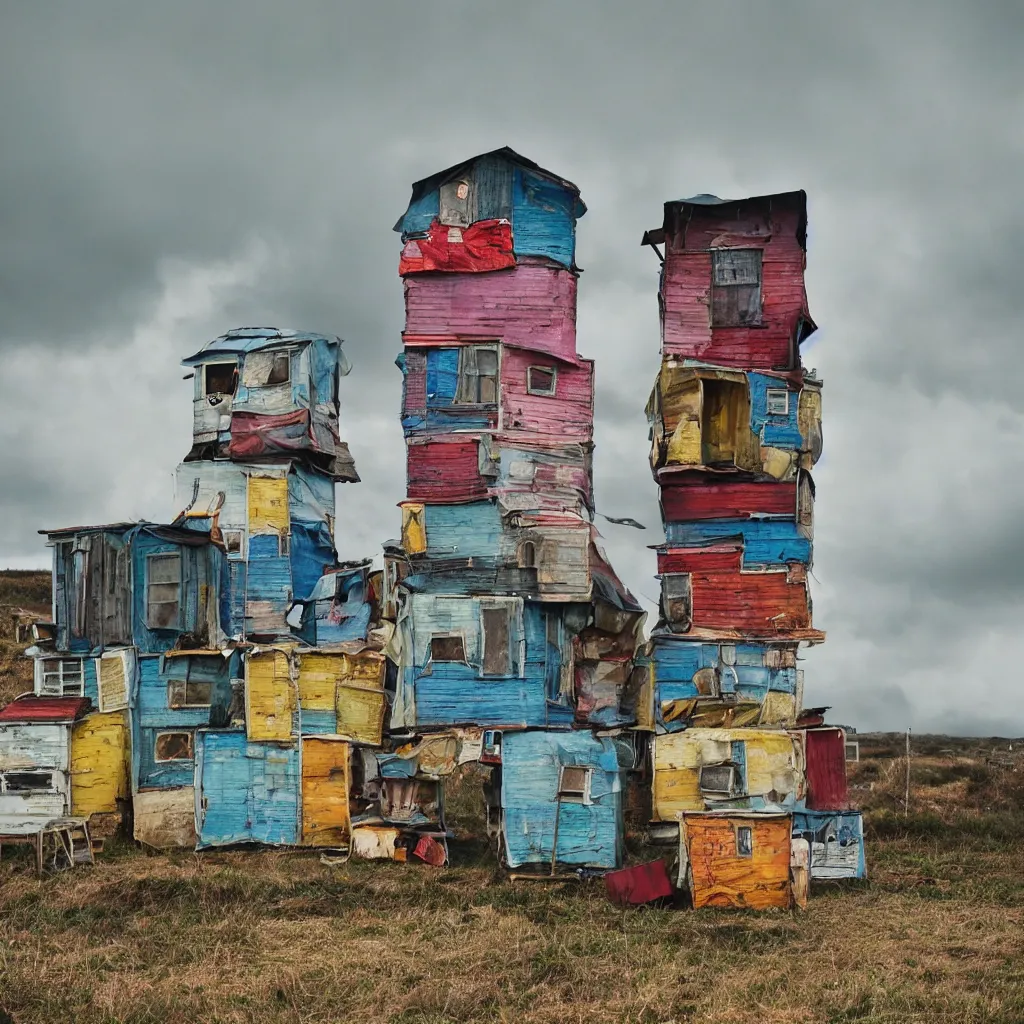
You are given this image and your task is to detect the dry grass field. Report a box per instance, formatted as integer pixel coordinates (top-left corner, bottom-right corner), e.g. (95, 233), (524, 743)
(1, 570), (1023, 1023)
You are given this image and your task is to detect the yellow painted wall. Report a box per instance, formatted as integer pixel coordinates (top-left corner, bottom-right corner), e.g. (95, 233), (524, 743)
(653, 728), (803, 820)
(70, 711), (129, 817)
(401, 503), (426, 554)
(246, 650), (295, 742)
(301, 738), (350, 846)
(248, 475), (289, 534)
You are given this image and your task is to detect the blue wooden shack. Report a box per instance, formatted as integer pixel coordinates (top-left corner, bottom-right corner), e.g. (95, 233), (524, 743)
(499, 730), (630, 870)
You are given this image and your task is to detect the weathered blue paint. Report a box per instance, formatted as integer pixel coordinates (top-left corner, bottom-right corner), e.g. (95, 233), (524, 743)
(293, 565), (372, 645)
(424, 501), (503, 560)
(297, 710), (336, 735)
(290, 521), (336, 602)
(226, 560), (247, 637)
(512, 168), (578, 268)
(652, 638), (797, 725)
(82, 659), (99, 706)
(663, 519), (811, 566)
(130, 528), (225, 654)
(500, 730), (627, 869)
(415, 348), (495, 432)
(245, 535), (292, 629)
(196, 730), (299, 848)
(749, 373), (803, 448)
(397, 597), (574, 728)
(398, 190), (439, 236)
(792, 810), (866, 879)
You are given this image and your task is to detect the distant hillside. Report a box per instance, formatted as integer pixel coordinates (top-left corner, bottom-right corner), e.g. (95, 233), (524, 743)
(0, 568), (51, 706)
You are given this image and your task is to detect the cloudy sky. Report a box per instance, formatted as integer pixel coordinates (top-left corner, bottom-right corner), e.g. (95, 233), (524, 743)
(2, 2), (1022, 734)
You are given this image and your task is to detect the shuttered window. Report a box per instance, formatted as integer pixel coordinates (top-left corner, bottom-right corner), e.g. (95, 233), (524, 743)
(712, 249), (762, 326)
(146, 553), (181, 629)
(454, 345), (499, 406)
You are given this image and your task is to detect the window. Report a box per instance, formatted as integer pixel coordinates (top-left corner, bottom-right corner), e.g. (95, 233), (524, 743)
(38, 657), (84, 696)
(845, 740), (860, 763)
(765, 388), (789, 416)
(699, 764), (737, 797)
(430, 635), (466, 663)
(439, 178), (473, 227)
(242, 350), (291, 388)
(736, 825), (753, 858)
(517, 540), (536, 568)
(661, 573), (692, 632)
(167, 679), (214, 708)
(481, 603), (512, 676)
(454, 345), (499, 406)
(557, 765), (592, 804)
(527, 366), (557, 396)
(154, 731), (193, 761)
(278, 532), (291, 557)
(712, 249), (762, 326)
(146, 553), (181, 629)
(223, 530), (244, 557)
(1, 771), (56, 792)
(203, 362), (236, 396)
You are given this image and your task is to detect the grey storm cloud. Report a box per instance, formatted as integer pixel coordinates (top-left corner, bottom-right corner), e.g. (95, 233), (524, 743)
(2, 1), (1023, 734)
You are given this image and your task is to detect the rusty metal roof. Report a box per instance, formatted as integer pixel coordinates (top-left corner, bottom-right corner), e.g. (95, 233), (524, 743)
(0, 696), (91, 723)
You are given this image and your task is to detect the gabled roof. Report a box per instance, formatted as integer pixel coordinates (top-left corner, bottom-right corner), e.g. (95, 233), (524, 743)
(182, 328), (345, 366)
(394, 146), (586, 232)
(0, 696), (91, 724)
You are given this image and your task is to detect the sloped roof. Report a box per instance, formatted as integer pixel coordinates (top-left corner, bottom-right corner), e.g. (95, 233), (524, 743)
(0, 696), (91, 723)
(182, 328), (345, 366)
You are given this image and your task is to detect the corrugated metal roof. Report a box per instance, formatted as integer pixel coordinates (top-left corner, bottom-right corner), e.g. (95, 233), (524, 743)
(0, 696), (91, 723)
(182, 327), (344, 365)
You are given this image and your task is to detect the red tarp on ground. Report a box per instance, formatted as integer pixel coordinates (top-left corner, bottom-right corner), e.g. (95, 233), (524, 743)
(605, 859), (674, 906)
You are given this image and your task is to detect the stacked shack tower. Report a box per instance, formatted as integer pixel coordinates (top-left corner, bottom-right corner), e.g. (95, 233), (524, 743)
(641, 192), (864, 905)
(389, 148), (644, 872)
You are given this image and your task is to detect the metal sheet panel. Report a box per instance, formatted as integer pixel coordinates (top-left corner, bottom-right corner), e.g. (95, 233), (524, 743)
(804, 728), (849, 810)
(659, 479), (797, 521)
(662, 520), (811, 567)
(792, 810), (866, 880)
(512, 167), (577, 268)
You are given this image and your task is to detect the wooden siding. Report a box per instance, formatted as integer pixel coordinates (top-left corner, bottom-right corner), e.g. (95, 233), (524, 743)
(301, 737), (351, 846)
(660, 479), (797, 521)
(407, 439), (489, 502)
(501, 349), (593, 444)
(804, 728), (849, 810)
(70, 711), (129, 818)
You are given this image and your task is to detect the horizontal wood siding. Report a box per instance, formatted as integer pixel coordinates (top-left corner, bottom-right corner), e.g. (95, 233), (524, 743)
(660, 479), (796, 521)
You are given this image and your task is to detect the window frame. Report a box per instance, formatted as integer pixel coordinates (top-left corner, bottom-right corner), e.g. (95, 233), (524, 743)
(699, 763), (737, 797)
(429, 633), (467, 664)
(278, 531), (291, 558)
(0, 770), (58, 794)
(453, 344), (500, 407)
(661, 572), (693, 632)
(735, 825), (754, 858)
(557, 765), (593, 804)
(167, 678), (214, 709)
(145, 552), (182, 631)
(765, 388), (790, 416)
(222, 529), (245, 559)
(526, 365), (558, 397)
(711, 248), (763, 327)
(202, 361), (237, 397)
(480, 602), (513, 677)
(153, 730), (194, 762)
(38, 657), (84, 697)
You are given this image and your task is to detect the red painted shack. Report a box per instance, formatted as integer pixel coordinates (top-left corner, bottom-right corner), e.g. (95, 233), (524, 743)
(642, 191), (815, 370)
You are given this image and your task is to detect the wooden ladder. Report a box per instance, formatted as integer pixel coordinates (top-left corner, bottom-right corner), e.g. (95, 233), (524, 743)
(37, 818), (95, 875)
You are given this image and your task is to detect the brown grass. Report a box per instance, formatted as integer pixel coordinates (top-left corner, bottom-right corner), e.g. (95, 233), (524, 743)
(0, 570), (50, 706)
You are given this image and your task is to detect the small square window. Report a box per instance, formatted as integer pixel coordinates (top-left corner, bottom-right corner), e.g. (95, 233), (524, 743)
(845, 740), (860, 763)
(454, 345), (499, 406)
(267, 352), (291, 386)
(736, 825), (753, 858)
(527, 366), (557, 397)
(430, 635), (466, 663)
(223, 530), (244, 557)
(204, 362), (236, 396)
(167, 679), (213, 708)
(557, 765), (591, 803)
(154, 731), (194, 762)
(766, 389), (789, 416)
(39, 657), (84, 697)
(699, 764), (736, 796)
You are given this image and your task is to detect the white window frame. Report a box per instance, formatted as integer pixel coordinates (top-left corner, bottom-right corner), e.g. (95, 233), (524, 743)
(146, 552), (182, 630)
(0, 770), (60, 795)
(557, 765), (593, 805)
(223, 529), (245, 559)
(765, 388), (790, 416)
(202, 360), (237, 397)
(36, 657), (85, 697)
(527, 365), (557, 397)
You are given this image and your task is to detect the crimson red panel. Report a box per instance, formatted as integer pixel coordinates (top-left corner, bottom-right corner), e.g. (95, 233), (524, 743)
(660, 480), (796, 521)
(0, 696), (90, 722)
(399, 218), (515, 275)
(406, 440), (488, 502)
(804, 728), (849, 810)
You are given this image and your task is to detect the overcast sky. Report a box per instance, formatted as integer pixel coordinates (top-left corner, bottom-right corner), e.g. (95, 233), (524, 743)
(2, 2), (1022, 734)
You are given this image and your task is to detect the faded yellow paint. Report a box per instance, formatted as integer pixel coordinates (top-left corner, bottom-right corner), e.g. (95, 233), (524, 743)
(685, 813), (792, 910)
(301, 737), (351, 846)
(401, 502), (426, 554)
(635, 661), (655, 732)
(664, 377), (702, 465)
(761, 445), (798, 480)
(760, 690), (797, 726)
(296, 652), (344, 711)
(661, 699), (762, 730)
(337, 683), (386, 745)
(97, 653), (130, 712)
(134, 787), (197, 849)
(70, 711), (129, 818)
(798, 387), (822, 466)
(245, 650), (295, 741)
(248, 475), (289, 534)
(652, 728), (803, 821)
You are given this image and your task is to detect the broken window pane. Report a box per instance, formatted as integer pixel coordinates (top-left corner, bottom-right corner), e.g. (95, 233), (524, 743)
(527, 366), (557, 396)
(242, 350), (291, 388)
(430, 635), (466, 663)
(223, 530), (243, 556)
(481, 605), (512, 676)
(736, 825), (753, 857)
(40, 657), (84, 696)
(712, 249), (762, 326)
(168, 679), (213, 708)
(3, 772), (55, 792)
(146, 553), (181, 630)
(155, 731), (193, 761)
(661, 573), (692, 631)
(204, 362), (236, 396)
